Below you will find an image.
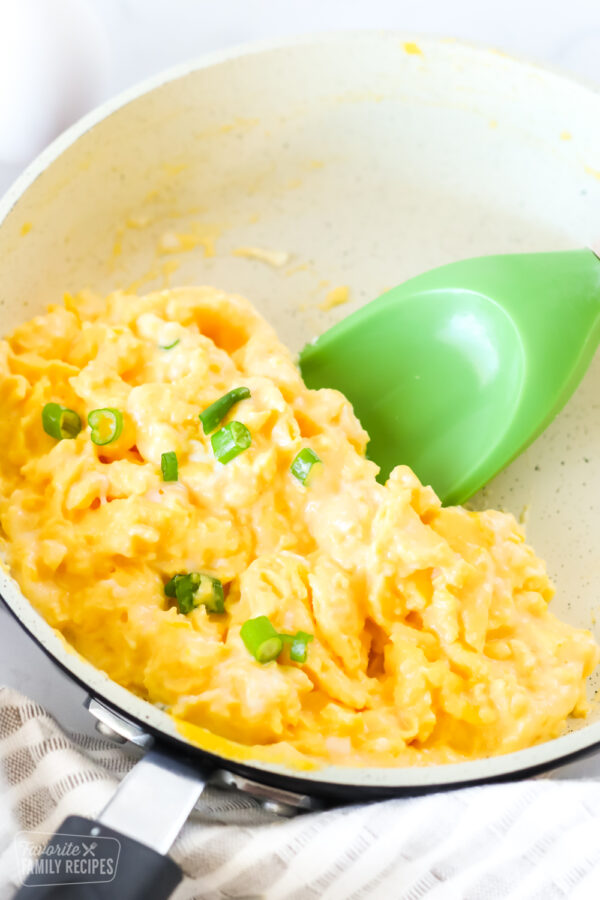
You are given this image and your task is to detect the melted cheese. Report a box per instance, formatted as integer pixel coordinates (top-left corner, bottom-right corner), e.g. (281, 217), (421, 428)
(0, 285), (597, 768)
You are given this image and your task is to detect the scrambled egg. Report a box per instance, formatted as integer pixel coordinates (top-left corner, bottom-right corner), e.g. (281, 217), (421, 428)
(0, 286), (598, 768)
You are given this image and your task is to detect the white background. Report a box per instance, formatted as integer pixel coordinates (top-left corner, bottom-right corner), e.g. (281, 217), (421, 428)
(1, 0), (600, 763)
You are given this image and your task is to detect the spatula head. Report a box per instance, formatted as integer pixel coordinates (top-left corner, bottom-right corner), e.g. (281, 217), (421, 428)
(300, 250), (600, 505)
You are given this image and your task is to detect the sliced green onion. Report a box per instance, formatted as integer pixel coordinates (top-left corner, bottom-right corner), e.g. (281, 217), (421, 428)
(290, 630), (314, 663)
(160, 339), (180, 350)
(165, 572), (225, 614)
(199, 387), (251, 434)
(42, 403), (82, 440)
(280, 630), (314, 663)
(211, 421), (251, 464)
(164, 574), (184, 598)
(290, 448), (321, 485)
(88, 408), (123, 446)
(240, 615), (283, 663)
(161, 451), (178, 482)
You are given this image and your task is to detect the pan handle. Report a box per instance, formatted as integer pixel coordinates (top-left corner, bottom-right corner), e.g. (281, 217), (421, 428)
(14, 748), (208, 899)
(13, 815), (183, 899)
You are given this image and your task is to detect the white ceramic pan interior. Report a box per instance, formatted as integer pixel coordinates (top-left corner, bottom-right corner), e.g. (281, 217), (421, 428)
(2, 32), (600, 790)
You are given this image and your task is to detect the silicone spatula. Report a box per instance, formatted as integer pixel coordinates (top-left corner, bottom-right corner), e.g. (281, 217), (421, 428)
(299, 249), (600, 505)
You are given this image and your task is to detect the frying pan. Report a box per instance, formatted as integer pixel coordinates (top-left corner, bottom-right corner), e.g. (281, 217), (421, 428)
(3, 31), (600, 898)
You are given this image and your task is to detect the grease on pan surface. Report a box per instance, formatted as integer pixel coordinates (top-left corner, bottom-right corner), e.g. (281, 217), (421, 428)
(0, 286), (597, 768)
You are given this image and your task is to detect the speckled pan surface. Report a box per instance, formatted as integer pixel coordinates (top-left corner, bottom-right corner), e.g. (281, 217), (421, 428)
(1, 32), (600, 790)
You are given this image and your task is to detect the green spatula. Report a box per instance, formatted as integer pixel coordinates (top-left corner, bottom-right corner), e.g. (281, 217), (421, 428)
(299, 249), (600, 506)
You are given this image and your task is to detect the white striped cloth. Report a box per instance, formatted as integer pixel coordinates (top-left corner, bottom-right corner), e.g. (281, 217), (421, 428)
(1, 686), (600, 899)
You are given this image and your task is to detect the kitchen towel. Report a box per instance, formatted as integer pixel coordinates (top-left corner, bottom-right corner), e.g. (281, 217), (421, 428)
(1, 686), (600, 900)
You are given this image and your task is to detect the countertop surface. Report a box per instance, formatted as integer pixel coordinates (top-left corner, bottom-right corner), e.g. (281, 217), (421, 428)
(1, 0), (600, 774)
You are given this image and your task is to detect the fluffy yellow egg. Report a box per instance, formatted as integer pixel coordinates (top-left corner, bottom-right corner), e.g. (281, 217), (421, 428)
(0, 285), (597, 768)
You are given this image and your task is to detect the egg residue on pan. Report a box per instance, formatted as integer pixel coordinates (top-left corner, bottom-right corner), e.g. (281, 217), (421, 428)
(0, 286), (598, 768)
